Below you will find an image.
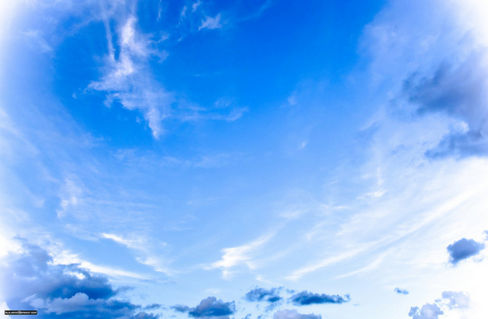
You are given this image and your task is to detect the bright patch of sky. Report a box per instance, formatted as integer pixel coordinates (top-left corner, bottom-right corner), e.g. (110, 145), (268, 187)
(1, 0), (488, 319)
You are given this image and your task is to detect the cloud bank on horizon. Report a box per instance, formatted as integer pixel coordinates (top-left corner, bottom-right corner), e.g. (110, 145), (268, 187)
(1, 0), (488, 319)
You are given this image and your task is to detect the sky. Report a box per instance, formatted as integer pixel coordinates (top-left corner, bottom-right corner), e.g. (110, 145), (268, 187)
(0, 0), (488, 318)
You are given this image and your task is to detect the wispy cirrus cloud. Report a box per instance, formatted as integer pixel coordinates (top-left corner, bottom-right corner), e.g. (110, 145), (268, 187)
(199, 14), (222, 31)
(286, 245), (369, 281)
(89, 6), (245, 138)
(208, 233), (274, 279)
(89, 14), (172, 138)
(100, 232), (173, 276)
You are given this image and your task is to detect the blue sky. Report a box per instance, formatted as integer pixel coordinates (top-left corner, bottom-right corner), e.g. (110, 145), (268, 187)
(1, 0), (488, 318)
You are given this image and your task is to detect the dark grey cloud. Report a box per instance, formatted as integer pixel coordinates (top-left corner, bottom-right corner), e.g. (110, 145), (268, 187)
(289, 291), (350, 306)
(173, 297), (235, 318)
(404, 52), (488, 157)
(0, 241), (158, 319)
(245, 288), (282, 303)
(394, 288), (409, 295)
(408, 304), (443, 319)
(273, 309), (321, 319)
(447, 238), (485, 264)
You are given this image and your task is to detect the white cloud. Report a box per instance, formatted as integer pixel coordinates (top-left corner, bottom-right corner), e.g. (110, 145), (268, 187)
(90, 11), (243, 138)
(441, 291), (469, 309)
(274, 309), (321, 319)
(286, 245), (370, 281)
(50, 248), (148, 280)
(192, 0), (201, 13)
(208, 233), (274, 279)
(23, 30), (52, 53)
(57, 177), (83, 218)
(335, 251), (388, 279)
(199, 14), (222, 31)
(283, 0), (488, 291)
(100, 232), (173, 276)
(101, 233), (137, 248)
(410, 291), (471, 319)
(89, 15), (172, 138)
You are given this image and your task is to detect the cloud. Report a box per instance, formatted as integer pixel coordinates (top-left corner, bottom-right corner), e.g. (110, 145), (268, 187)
(238, 0), (274, 22)
(173, 297), (235, 318)
(23, 30), (53, 53)
(0, 241), (157, 318)
(208, 233), (273, 278)
(199, 14), (222, 31)
(286, 245), (369, 280)
(404, 53), (488, 157)
(100, 232), (173, 276)
(173, 305), (191, 313)
(408, 304), (443, 319)
(360, 0), (488, 159)
(192, 0), (202, 13)
(289, 291), (350, 306)
(447, 238), (485, 264)
(144, 304), (162, 310)
(89, 15), (172, 139)
(409, 291), (470, 319)
(441, 291), (469, 309)
(89, 11), (244, 138)
(245, 287), (282, 303)
(101, 232), (137, 248)
(394, 288), (409, 295)
(273, 309), (321, 319)
(57, 177), (84, 218)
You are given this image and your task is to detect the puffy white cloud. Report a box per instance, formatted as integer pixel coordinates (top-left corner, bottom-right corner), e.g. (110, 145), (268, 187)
(409, 304), (443, 319)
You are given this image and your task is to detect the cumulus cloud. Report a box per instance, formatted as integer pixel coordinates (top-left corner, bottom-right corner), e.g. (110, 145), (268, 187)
(408, 304), (443, 319)
(447, 238), (485, 264)
(245, 287), (282, 303)
(394, 288), (409, 295)
(173, 297), (235, 318)
(289, 291), (350, 306)
(0, 241), (158, 319)
(441, 291), (469, 309)
(409, 291), (470, 319)
(273, 309), (321, 319)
